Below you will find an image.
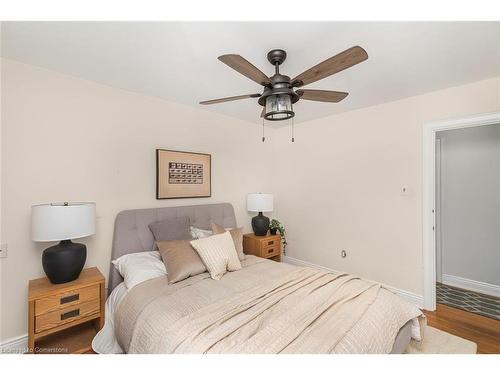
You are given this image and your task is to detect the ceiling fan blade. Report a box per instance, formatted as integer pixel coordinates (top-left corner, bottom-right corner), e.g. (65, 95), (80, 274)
(199, 93), (261, 105)
(292, 46), (368, 87)
(218, 54), (271, 86)
(297, 89), (348, 103)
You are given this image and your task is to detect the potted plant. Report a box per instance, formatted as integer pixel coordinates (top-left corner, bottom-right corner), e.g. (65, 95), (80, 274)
(269, 219), (287, 254)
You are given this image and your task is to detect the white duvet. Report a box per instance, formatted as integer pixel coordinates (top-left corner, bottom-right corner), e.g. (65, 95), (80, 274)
(92, 282), (128, 354)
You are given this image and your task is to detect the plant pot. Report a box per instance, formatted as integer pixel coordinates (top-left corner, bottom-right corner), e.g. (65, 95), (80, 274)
(269, 228), (277, 235)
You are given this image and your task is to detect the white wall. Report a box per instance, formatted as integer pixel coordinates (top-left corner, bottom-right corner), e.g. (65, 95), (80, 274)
(0, 59), (275, 342)
(273, 77), (500, 296)
(437, 125), (500, 286)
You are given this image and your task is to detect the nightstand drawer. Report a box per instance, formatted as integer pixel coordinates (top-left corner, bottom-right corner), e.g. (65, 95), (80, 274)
(263, 238), (278, 247)
(35, 284), (100, 316)
(262, 244), (280, 258)
(35, 299), (100, 333)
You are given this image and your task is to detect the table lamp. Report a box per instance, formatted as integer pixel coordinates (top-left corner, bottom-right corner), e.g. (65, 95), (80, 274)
(247, 193), (273, 236)
(31, 202), (96, 284)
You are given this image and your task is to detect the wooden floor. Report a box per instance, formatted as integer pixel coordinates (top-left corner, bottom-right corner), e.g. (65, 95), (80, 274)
(424, 303), (500, 354)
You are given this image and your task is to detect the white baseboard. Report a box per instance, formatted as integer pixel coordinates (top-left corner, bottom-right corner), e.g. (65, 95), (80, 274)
(283, 255), (424, 308)
(0, 334), (28, 354)
(442, 274), (500, 298)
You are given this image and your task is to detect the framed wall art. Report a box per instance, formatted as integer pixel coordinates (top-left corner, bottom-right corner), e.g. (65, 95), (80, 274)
(156, 149), (211, 199)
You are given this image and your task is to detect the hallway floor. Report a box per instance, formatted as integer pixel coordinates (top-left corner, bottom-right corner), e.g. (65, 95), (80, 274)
(436, 282), (500, 321)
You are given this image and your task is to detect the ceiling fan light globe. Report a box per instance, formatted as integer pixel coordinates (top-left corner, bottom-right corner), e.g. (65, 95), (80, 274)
(264, 94), (294, 121)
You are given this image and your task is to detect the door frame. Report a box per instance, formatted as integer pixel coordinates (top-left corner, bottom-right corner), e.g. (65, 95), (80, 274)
(435, 137), (442, 283)
(422, 111), (500, 310)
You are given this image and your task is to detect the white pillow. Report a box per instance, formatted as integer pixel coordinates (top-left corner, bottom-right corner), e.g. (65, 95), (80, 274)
(112, 251), (167, 289)
(190, 231), (242, 280)
(190, 226), (213, 239)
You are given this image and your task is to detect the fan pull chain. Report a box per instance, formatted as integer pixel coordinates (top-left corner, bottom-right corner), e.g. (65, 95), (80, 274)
(262, 117), (266, 142)
(291, 117), (295, 143)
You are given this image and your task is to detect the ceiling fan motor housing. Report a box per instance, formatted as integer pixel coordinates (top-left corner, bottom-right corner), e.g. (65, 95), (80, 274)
(258, 74), (300, 107)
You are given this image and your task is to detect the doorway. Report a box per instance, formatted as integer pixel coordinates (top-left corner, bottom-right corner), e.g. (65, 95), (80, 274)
(422, 112), (500, 311)
(434, 124), (500, 321)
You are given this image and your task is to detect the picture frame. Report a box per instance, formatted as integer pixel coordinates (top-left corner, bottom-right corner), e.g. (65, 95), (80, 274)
(156, 149), (211, 199)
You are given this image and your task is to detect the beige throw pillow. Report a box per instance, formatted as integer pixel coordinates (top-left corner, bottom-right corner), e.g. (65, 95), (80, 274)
(211, 222), (246, 261)
(190, 231), (242, 280)
(157, 240), (207, 284)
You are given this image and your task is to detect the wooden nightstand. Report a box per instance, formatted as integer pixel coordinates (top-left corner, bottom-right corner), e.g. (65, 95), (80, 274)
(243, 233), (282, 262)
(28, 267), (105, 354)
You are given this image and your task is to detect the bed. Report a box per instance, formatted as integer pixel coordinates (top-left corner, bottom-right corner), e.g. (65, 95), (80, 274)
(93, 203), (423, 354)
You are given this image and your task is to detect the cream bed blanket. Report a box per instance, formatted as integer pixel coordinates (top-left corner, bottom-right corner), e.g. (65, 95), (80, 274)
(115, 256), (424, 354)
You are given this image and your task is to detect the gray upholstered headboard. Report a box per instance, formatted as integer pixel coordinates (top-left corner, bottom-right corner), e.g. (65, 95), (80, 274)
(108, 202), (237, 295)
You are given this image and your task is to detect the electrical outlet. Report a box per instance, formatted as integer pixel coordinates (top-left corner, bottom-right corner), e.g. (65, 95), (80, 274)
(0, 243), (7, 258)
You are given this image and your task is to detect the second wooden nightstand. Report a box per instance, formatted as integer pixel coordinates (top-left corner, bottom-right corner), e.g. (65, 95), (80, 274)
(243, 233), (281, 262)
(28, 267), (105, 354)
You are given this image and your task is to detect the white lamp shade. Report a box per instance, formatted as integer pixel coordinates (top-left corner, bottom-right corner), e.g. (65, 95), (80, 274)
(247, 193), (273, 212)
(31, 202), (96, 242)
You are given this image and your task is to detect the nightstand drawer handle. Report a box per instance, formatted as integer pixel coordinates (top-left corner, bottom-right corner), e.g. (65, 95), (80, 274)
(60, 294), (79, 304)
(268, 248), (275, 254)
(268, 241), (274, 245)
(61, 309), (80, 320)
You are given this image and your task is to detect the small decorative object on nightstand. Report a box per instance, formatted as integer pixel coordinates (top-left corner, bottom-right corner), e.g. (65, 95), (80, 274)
(27, 267), (105, 354)
(247, 193), (274, 236)
(243, 233), (281, 262)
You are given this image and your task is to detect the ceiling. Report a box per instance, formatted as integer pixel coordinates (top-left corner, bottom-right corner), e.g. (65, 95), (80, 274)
(1, 22), (499, 125)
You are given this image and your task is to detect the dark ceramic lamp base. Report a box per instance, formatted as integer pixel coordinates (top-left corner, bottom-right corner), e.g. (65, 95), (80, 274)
(251, 212), (270, 236)
(42, 240), (86, 284)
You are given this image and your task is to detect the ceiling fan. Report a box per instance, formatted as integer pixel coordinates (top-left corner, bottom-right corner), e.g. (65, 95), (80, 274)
(200, 46), (368, 122)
